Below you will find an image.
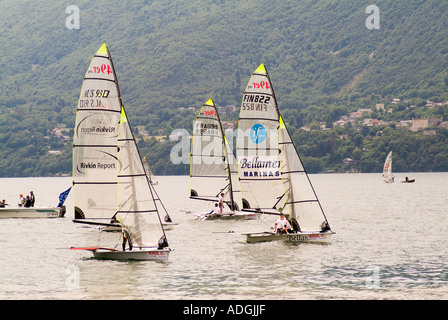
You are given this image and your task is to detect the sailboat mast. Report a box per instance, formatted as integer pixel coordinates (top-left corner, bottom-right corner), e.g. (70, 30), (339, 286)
(214, 102), (236, 211)
(262, 66), (293, 215)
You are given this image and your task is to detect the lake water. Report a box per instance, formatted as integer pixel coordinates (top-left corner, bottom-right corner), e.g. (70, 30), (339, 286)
(0, 173), (446, 300)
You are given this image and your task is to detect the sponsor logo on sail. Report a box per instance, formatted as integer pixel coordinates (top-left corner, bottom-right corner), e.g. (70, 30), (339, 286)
(250, 124), (266, 144)
(203, 110), (217, 117)
(80, 126), (116, 134)
(79, 162), (116, 170)
(240, 156), (280, 178)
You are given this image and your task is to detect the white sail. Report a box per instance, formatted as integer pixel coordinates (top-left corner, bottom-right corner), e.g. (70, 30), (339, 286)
(383, 151), (394, 183)
(190, 99), (242, 211)
(237, 64), (330, 232)
(237, 64), (283, 211)
(71, 43), (170, 260)
(72, 43), (122, 222)
(278, 115), (327, 231)
(116, 107), (168, 248)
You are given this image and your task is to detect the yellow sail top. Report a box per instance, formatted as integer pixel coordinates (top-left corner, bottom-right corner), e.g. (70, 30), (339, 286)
(96, 43), (109, 56)
(120, 106), (128, 123)
(254, 63), (266, 75)
(279, 115), (286, 129)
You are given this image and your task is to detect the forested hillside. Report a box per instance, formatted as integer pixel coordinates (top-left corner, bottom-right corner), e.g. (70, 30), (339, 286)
(0, 0), (447, 176)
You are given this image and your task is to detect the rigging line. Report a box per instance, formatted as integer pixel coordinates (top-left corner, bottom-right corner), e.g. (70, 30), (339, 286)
(76, 108), (121, 112)
(192, 136), (223, 140)
(190, 175), (228, 178)
(243, 91), (274, 97)
(73, 144), (117, 148)
(241, 209), (282, 216)
(75, 108), (121, 113)
(93, 55), (110, 60)
(196, 116), (221, 121)
(236, 147), (279, 150)
(238, 117), (278, 122)
(216, 183), (231, 197)
(281, 170), (306, 175)
(149, 182), (172, 222)
(239, 178), (282, 181)
(84, 77), (116, 83)
(190, 196), (221, 202)
(117, 210), (158, 214)
(118, 173), (147, 178)
(73, 182), (117, 185)
(285, 200), (319, 205)
(190, 154), (224, 158)
(273, 188), (289, 209)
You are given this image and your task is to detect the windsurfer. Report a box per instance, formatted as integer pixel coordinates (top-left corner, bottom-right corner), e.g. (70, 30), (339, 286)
(274, 215), (293, 234)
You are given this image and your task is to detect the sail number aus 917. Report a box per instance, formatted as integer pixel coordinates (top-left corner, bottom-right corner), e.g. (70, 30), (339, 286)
(93, 64), (113, 74)
(83, 89), (110, 98)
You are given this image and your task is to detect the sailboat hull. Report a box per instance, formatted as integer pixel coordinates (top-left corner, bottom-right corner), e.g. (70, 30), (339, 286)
(92, 248), (170, 261)
(188, 211), (259, 221)
(245, 231), (334, 244)
(100, 221), (177, 232)
(0, 206), (65, 218)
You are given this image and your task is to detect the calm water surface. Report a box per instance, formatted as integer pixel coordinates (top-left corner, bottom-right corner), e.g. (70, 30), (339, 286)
(0, 173), (446, 300)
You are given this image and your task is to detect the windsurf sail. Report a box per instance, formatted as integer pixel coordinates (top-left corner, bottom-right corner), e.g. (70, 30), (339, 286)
(383, 151), (394, 183)
(237, 64), (330, 232)
(190, 98), (242, 211)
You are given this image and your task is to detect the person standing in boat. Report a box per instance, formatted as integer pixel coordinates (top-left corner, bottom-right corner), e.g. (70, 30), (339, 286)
(29, 191), (35, 207)
(122, 229), (132, 251)
(274, 215), (293, 234)
(218, 192), (225, 212)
